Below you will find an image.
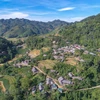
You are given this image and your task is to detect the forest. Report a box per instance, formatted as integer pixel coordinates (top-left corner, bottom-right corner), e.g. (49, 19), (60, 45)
(0, 37), (16, 63)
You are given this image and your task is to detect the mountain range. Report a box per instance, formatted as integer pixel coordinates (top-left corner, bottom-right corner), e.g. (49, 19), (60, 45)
(0, 19), (69, 38)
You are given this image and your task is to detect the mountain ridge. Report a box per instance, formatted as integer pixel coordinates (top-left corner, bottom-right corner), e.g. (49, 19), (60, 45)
(0, 18), (69, 38)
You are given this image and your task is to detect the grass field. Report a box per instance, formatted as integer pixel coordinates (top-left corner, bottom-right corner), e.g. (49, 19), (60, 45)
(38, 60), (57, 69)
(0, 77), (9, 89)
(29, 49), (40, 58)
(4, 75), (16, 85)
(6, 37), (27, 42)
(29, 47), (50, 58)
(65, 57), (84, 72)
(42, 47), (50, 52)
(14, 67), (31, 77)
(0, 64), (3, 67)
(65, 57), (78, 66)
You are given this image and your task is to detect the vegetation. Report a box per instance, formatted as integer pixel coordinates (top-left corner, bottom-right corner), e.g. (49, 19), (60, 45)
(0, 37), (16, 63)
(1, 13), (100, 100)
(59, 14), (100, 49)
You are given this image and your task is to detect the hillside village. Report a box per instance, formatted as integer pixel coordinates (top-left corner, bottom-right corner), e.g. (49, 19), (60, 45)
(9, 41), (98, 95)
(0, 35), (100, 100)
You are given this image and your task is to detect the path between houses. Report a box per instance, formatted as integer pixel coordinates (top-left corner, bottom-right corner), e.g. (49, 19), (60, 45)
(34, 66), (100, 92)
(34, 66), (64, 89)
(76, 85), (100, 91)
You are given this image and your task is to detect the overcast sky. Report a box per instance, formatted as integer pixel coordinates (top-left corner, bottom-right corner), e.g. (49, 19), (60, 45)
(0, 0), (100, 22)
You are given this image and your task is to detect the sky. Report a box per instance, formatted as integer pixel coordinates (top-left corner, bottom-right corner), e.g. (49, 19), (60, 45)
(0, 0), (100, 22)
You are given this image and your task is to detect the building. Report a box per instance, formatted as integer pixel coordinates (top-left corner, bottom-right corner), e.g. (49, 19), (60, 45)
(39, 83), (44, 91)
(62, 80), (73, 85)
(51, 84), (57, 90)
(72, 77), (82, 80)
(58, 77), (64, 85)
(32, 67), (38, 73)
(68, 72), (73, 78)
(32, 86), (36, 94)
(58, 77), (73, 85)
(58, 88), (63, 93)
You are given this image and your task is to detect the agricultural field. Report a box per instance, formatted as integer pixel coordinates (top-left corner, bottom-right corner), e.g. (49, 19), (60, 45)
(38, 60), (58, 69)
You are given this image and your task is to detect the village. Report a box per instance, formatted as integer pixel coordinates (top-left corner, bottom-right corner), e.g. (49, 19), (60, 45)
(31, 66), (83, 94)
(11, 42), (98, 95)
(52, 43), (96, 62)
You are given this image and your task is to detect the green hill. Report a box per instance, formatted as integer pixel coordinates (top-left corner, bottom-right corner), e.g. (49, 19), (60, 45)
(59, 13), (100, 48)
(0, 19), (69, 38)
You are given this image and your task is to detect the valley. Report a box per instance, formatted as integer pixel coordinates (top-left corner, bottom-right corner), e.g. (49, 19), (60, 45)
(0, 14), (100, 100)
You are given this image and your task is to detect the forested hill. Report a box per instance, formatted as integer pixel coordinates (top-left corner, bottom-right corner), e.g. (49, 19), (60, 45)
(0, 37), (16, 63)
(59, 13), (100, 48)
(0, 19), (69, 38)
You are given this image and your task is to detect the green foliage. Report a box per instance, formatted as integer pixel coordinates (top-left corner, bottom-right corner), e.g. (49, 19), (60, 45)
(53, 62), (76, 77)
(59, 14), (100, 48)
(26, 36), (52, 49)
(0, 37), (16, 63)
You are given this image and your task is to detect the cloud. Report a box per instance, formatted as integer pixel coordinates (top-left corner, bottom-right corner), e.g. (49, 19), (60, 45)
(58, 7), (75, 11)
(58, 17), (86, 22)
(67, 17), (86, 22)
(0, 12), (29, 19)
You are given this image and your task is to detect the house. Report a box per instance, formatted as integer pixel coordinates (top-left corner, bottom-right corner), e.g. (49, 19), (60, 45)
(58, 77), (73, 85)
(72, 77), (82, 80)
(58, 77), (64, 85)
(13, 63), (21, 68)
(21, 60), (29, 66)
(89, 52), (96, 56)
(97, 48), (100, 52)
(84, 50), (89, 54)
(46, 77), (54, 85)
(32, 67), (38, 73)
(62, 80), (73, 85)
(51, 84), (57, 90)
(32, 86), (36, 94)
(53, 55), (59, 59)
(58, 88), (63, 93)
(68, 72), (73, 78)
(39, 83), (44, 91)
(43, 54), (47, 57)
(53, 41), (56, 44)
(50, 70), (56, 73)
(46, 78), (52, 85)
